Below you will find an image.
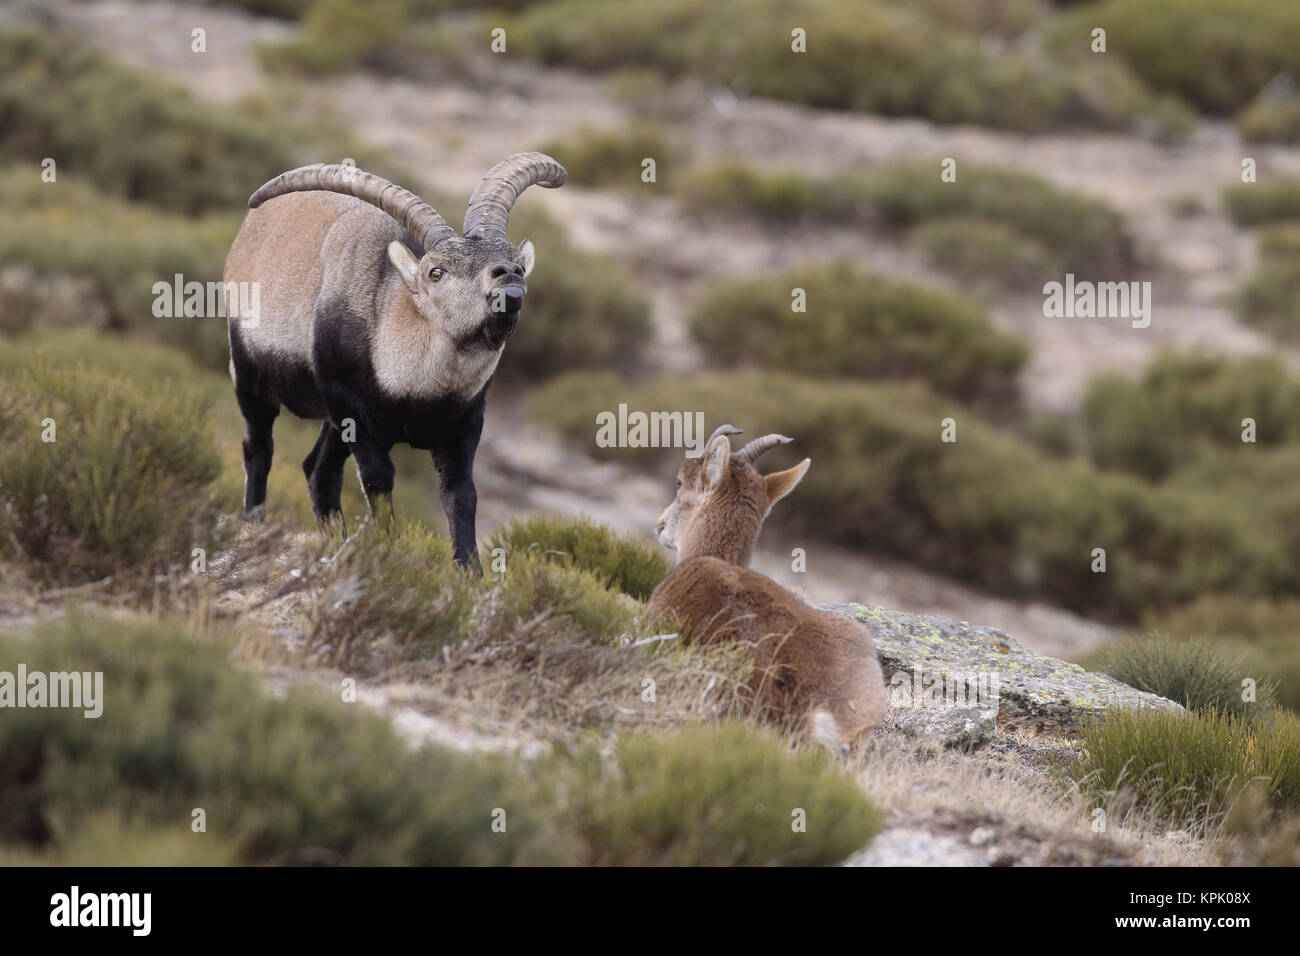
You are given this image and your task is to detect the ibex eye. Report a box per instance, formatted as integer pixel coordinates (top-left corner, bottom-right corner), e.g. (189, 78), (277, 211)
(675, 479), (682, 488)
(428, 267), (443, 282)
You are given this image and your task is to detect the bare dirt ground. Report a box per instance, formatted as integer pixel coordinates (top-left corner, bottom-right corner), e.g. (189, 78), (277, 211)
(57, 0), (1298, 658)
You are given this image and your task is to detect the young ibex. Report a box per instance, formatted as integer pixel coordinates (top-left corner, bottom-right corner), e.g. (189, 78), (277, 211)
(223, 153), (567, 565)
(649, 425), (887, 749)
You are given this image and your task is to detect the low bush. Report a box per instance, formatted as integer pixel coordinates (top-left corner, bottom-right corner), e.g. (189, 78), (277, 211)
(1223, 179), (1300, 226)
(1066, 707), (1300, 828)
(1237, 88), (1300, 143)
(860, 162), (1137, 277)
(0, 28), (293, 215)
(1077, 635), (1276, 720)
(0, 166), (239, 369)
(540, 124), (684, 188)
(309, 519), (643, 673)
(0, 614), (878, 865)
(1053, 0), (1300, 114)
(0, 615), (559, 864)
(508, 0), (1163, 131)
(677, 161), (1137, 280)
(675, 162), (860, 224)
(488, 513), (668, 600)
(558, 721), (883, 865)
(1141, 596), (1300, 714)
(912, 218), (1052, 290)
(1236, 225), (1300, 343)
(1081, 350), (1300, 479)
(688, 263), (1026, 405)
(0, 360), (222, 588)
(506, 245), (652, 381)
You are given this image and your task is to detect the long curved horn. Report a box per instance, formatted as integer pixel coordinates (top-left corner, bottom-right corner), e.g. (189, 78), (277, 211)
(737, 434), (793, 464)
(463, 152), (567, 242)
(706, 424), (743, 448)
(248, 164), (457, 251)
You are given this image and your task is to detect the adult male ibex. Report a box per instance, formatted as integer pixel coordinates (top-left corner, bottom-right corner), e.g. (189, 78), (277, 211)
(223, 153), (566, 565)
(649, 425), (887, 749)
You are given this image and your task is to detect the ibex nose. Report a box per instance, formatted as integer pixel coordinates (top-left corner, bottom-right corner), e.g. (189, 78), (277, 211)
(490, 261), (525, 280)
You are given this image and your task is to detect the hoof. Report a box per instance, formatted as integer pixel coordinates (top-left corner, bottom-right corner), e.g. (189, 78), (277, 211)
(315, 510), (348, 541)
(363, 492), (395, 531)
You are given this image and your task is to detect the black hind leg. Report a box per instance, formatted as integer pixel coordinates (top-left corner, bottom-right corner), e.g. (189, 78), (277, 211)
(303, 421), (351, 532)
(237, 389), (279, 521)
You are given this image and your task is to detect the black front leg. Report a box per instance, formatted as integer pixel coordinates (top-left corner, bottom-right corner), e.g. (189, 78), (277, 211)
(433, 412), (485, 569)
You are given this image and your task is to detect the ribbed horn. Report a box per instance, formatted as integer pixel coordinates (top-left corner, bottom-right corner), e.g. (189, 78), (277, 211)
(737, 434), (793, 464)
(248, 164), (457, 251)
(463, 152), (567, 242)
(706, 424), (743, 446)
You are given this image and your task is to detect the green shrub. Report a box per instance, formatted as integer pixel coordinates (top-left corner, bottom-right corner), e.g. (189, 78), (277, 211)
(860, 162), (1137, 277)
(0, 360), (222, 587)
(311, 519), (641, 673)
(508, 0), (1158, 131)
(0, 615), (558, 864)
(488, 513), (668, 600)
(558, 722), (882, 865)
(0, 166), (239, 369)
(533, 371), (1290, 621)
(1142, 596), (1300, 714)
(1163, 445), (1300, 582)
(0, 28), (293, 215)
(688, 263), (1026, 405)
(1078, 635), (1276, 719)
(256, 0), (465, 76)
(1237, 90), (1300, 143)
(912, 218), (1052, 289)
(675, 163), (859, 223)
(1066, 707), (1300, 827)
(1236, 225), (1300, 342)
(1081, 351), (1300, 479)
(1223, 179), (1300, 225)
(506, 247), (652, 381)
(0, 614), (878, 865)
(1053, 0), (1300, 114)
(540, 124), (684, 188)
(258, 0), (407, 72)
(675, 161), (1137, 278)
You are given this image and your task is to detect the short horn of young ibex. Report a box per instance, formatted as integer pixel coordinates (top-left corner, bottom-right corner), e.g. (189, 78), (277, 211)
(649, 426), (887, 750)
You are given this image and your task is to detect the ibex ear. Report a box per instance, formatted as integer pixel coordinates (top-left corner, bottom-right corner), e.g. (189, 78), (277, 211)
(517, 239), (536, 278)
(388, 241), (421, 293)
(701, 434), (732, 493)
(764, 458), (811, 509)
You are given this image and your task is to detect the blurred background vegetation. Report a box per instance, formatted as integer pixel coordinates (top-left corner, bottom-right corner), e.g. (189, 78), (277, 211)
(4, 0), (1300, 863)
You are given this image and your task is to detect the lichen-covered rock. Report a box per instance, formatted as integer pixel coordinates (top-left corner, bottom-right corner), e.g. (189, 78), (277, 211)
(891, 705), (997, 751)
(823, 603), (1181, 736)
